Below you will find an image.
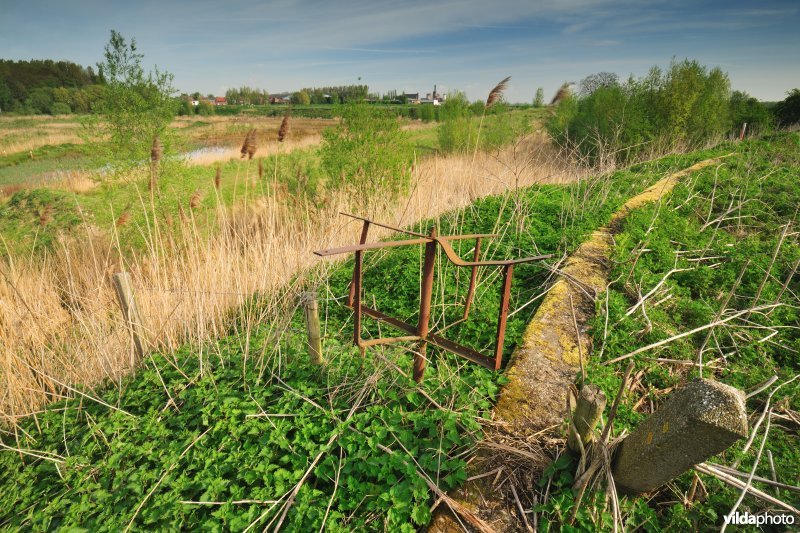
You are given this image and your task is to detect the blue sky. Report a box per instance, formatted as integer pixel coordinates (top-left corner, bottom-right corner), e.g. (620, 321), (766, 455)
(1, 0), (798, 102)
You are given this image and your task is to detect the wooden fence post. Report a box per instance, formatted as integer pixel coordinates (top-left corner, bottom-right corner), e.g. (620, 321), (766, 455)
(302, 291), (324, 365)
(567, 384), (607, 454)
(112, 272), (148, 365)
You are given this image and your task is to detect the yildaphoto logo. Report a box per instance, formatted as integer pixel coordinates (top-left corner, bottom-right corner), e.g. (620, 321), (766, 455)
(723, 512), (795, 526)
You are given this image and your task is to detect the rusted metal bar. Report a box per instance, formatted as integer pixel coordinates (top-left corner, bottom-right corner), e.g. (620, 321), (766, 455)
(348, 220), (370, 307)
(462, 237), (482, 320)
(315, 238), (432, 257)
(436, 237), (552, 267)
(359, 305), (495, 369)
(340, 212), (428, 238)
(494, 264), (514, 370)
(414, 226), (438, 382)
(438, 233), (498, 241)
(313, 214), (553, 379)
(353, 245), (364, 353)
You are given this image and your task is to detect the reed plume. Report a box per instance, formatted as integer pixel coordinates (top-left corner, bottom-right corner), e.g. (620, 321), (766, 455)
(189, 189), (202, 209)
(116, 209), (131, 227)
(473, 76), (510, 163)
(258, 159), (264, 180)
(149, 136), (162, 192)
(278, 110), (291, 142)
(485, 76), (511, 109)
(550, 83), (571, 106)
(214, 164), (221, 190)
(240, 129), (257, 159)
(39, 204), (53, 225)
(151, 136), (163, 163)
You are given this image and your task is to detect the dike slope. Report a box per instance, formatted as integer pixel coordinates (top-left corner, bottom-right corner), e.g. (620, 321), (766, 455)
(428, 154), (736, 532)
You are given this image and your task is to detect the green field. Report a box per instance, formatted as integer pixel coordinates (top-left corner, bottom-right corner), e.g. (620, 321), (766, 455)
(3, 138), (776, 530)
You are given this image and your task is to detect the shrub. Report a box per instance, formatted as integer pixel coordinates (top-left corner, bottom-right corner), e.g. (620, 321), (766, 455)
(548, 59), (734, 164)
(437, 92), (476, 153)
(50, 101), (71, 115)
(320, 104), (413, 198)
(728, 91), (772, 136)
(774, 88), (800, 126)
(197, 101), (215, 116)
(418, 103), (435, 122)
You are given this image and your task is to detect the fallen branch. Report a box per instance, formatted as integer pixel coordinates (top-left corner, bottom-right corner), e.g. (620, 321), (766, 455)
(625, 268), (691, 317)
(704, 462), (800, 493)
(604, 304), (783, 365)
(695, 464), (798, 516)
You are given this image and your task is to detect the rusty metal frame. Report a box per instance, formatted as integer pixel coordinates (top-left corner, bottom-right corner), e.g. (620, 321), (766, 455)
(314, 213), (552, 381)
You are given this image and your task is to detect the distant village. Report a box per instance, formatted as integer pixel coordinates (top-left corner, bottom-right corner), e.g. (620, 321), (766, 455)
(186, 85), (448, 107)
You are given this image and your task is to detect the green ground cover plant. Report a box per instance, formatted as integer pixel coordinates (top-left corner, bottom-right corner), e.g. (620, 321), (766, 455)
(535, 132), (800, 531)
(0, 148), (729, 530)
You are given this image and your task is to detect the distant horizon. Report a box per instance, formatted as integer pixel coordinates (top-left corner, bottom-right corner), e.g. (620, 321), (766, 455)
(2, 0), (798, 104)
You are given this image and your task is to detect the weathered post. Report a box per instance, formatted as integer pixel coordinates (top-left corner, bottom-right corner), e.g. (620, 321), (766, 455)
(111, 272), (148, 365)
(612, 378), (748, 494)
(301, 291), (324, 365)
(567, 384), (607, 453)
(414, 227), (437, 382)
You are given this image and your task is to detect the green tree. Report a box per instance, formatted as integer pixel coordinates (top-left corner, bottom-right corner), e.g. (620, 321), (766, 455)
(26, 87), (54, 114)
(729, 91), (772, 135)
(774, 89), (800, 126)
(437, 92), (475, 153)
(292, 90), (311, 105)
(50, 102), (71, 115)
(197, 101), (215, 116)
(177, 99), (194, 116)
(533, 87), (544, 107)
(85, 30), (177, 167)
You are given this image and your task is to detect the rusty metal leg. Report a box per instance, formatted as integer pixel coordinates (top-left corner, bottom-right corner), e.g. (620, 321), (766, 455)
(348, 220), (370, 307)
(493, 264), (514, 370)
(353, 248), (364, 354)
(414, 227), (437, 382)
(462, 237), (482, 320)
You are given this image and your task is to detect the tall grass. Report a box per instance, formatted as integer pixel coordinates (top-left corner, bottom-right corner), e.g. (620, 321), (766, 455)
(0, 132), (580, 424)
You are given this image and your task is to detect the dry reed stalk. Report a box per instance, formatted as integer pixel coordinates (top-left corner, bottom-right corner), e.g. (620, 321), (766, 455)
(240, 129), (257, 160)
(473, 76), (510, 164)
(485, 76), (511, 109)
(116, 210), (131, 227)
(150, 136), (163, 192)
(38, 205), (54, 225)
(278, 111), (291, 142)
(151, 136), (163, 163)
(551, 83), (571, 106)
(189, 190), (202, 210)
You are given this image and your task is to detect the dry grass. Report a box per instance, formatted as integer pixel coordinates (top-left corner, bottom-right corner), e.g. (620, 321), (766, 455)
(188, 135), (322, 166)
(0, 115), (335, 158)
(0, 171), (97, 199)
(0, 132), (583, 423)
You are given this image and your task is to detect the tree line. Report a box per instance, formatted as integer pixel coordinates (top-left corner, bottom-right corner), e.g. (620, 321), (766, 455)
(0, 59), (103, 114)
(547, 59), (795, 165)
